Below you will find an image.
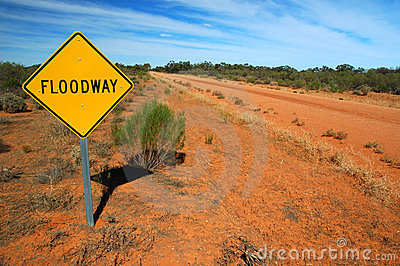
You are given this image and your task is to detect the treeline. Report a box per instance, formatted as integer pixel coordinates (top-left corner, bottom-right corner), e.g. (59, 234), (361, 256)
(0, 62), (39, 97)
(154, 61), (400, 94)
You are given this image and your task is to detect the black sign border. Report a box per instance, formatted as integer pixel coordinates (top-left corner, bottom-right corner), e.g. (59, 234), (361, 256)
(23, 32), (134, 138)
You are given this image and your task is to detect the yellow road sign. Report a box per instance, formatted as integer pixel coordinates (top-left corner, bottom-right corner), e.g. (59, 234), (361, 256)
(23, 31), (134, 138)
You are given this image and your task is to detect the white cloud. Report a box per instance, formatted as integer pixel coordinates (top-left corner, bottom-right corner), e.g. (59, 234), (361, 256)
(1, 0), (232, 39)
(1, 0), (400, 68)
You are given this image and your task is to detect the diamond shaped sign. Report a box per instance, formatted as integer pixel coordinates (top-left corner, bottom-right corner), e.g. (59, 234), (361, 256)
(23, 31), (134, 138)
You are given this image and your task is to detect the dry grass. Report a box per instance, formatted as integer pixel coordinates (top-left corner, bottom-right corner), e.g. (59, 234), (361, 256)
(30, 189), (74, 211)
(67, 224), (154, 264)
(181, 85), (399, 210)
(217, 236), (264, 265)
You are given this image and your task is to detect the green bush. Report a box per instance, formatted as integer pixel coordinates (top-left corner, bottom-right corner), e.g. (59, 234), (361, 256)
(365, 141), (378, 148)
(2, 78), (19, 89)
(0, 117), (11, 125)
(233, 97), (244, 105)
(121, 99), (185, 170)
(205, 134), (213, 144)
(111, 123), (122, 146)
(212, 91), (224, 97)
(0, 93), (27, 113)
(322, 129), (336, 137)
(245, 76), (256, 83)
(335, 131), (348, 140)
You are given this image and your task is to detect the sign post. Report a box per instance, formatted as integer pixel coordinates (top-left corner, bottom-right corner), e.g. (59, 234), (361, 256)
(80, 138), (94, 226)
(23, 32), (134, 225)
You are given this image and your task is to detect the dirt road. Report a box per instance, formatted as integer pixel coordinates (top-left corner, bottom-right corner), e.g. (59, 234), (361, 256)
(155, 72), (400, 178)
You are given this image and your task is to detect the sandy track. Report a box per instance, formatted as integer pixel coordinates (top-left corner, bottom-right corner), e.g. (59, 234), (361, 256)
(170, 74), (400, 125)
(156, 73), (400, 178)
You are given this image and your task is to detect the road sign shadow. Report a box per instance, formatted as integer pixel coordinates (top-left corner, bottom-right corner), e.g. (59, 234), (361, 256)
(91, 165), (152, 224)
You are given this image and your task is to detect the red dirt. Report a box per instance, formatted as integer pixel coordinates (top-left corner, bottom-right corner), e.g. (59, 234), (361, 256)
(0, 74), (399, 264)
(157, 73), (400, 181)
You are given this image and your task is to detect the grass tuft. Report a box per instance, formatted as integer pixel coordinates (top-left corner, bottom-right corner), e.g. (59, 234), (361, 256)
(121, 99), (185, 171)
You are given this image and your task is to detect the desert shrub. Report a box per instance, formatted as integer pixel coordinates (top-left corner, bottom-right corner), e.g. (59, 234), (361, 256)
(245, 76), (256, 83)
(365, 141), (378, 148)
(360, 86), (371, 95)
(292, 119), (304, 126)
(35, 158), (73, 184)
(112, 102), (126, 117)
(233, 97), (244, 105)
(164, 87), (171, 95)
(111, 123), (122, 146)
(322, 129), (336, 137)
(0, 93), (27, 113)
(212, 91), (223, 97)
(354, 85), (371, 96)
(91, 165), (112, 185)
(30, 190), (73, 211)
(2, 77), (19, 89)
(92, 140), (112, 158)
(205, 134), (213, 144)
(112, 114), (125, 123)
(381, 155), (399, 168)
(120, 99), (185, 170)
(70, 145), (81, 167)
(206, 89), (211, 92)
(278, 79), (288, 86)
(217, 95), (225, 99)
(373, 146), (384, 154)
(335, 131), (348, 140)
(293, 79), (305, 88)
(0, 117), (11, 125)
(47, 120), (73, 142)
(32, 101), (44, 110)
(291, 117), (305, 126)
(0, 166), (19, 182)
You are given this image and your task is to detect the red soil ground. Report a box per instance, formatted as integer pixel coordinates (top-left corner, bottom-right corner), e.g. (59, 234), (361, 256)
(0, 74), (399, 264)
(156, 72), (400, 181)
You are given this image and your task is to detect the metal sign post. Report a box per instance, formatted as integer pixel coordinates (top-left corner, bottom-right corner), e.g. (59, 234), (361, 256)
(80, 138), (94, 226)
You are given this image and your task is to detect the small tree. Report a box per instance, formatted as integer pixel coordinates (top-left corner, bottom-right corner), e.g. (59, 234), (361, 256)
(121, 99), (185, 170)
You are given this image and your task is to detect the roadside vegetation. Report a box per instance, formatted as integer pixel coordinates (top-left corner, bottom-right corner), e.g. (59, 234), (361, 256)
(180, 86), (399, 210)
(154, 61), (400, 95)
(120, 99), (186, 171)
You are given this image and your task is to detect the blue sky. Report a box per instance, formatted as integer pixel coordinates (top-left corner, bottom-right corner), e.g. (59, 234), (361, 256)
(0, 0), (399, 69)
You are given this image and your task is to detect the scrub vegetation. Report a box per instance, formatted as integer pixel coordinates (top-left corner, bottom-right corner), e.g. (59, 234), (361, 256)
(154, 61), (400, 95)
(120, 99), (186, 171)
